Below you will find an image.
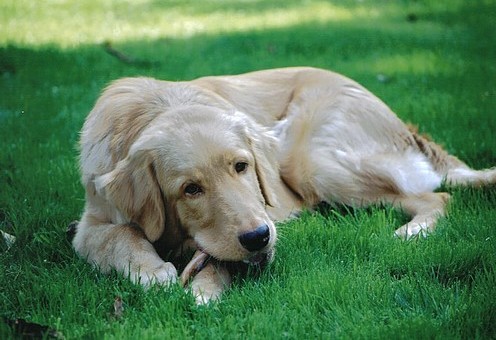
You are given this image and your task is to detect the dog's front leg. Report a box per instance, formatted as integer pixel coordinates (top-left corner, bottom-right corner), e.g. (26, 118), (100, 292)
(72, 220), (177, 287)
(189, 261), (231, 305)
(180, 251), (231, 304)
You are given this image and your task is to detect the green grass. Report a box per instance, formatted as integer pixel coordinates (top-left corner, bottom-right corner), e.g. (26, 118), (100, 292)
(1, 0), (496, 338)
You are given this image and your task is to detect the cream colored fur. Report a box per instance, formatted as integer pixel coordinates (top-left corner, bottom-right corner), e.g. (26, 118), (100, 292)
(73, 67), (496, 304)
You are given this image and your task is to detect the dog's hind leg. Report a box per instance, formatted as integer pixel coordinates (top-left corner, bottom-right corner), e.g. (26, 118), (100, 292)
(386, 130), (494, 239)
(446, 167), (496, 186)
(409, 129), (496, 186)
(387, 192), (451, 240)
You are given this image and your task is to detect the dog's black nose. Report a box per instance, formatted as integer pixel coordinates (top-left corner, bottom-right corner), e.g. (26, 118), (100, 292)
(239, 224), (270, 252)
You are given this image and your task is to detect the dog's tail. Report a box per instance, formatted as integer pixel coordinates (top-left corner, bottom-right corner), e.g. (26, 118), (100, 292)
(408, 125), (496, 186)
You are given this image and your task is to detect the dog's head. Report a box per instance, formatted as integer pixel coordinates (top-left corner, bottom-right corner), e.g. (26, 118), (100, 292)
(95, 106), (279, 266)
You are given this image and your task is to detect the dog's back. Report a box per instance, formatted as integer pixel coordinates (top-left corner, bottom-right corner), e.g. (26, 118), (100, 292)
(194, 67), (496, 238)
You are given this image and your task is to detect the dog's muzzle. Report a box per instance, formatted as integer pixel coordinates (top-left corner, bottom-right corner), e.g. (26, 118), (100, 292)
(243, 247), (274, 266)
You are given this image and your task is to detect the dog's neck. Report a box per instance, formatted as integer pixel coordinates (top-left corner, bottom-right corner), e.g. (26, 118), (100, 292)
(266, 178), (304, 222)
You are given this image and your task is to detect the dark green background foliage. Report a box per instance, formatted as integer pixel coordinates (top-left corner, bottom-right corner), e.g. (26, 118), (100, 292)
(1, 1), (495, 338)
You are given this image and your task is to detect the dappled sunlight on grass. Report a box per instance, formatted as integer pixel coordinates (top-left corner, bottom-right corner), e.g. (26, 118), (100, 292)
(4, 0), (390, 47)
(356, 51), (457, 77)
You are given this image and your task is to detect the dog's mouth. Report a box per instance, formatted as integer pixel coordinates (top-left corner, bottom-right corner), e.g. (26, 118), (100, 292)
(179, 249), (273, 286)
(242, 249), (273, 266)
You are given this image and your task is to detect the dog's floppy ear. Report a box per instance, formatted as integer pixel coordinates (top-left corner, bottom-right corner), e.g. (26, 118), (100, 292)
(244, 120), (280, 208)
(94, 135), (165, 242)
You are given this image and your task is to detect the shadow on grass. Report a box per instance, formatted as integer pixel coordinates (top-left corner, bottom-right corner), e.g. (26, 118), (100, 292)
(146, 0), (320, 15)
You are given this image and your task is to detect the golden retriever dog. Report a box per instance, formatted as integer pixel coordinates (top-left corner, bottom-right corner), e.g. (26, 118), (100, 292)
(72, 67), (496, 304)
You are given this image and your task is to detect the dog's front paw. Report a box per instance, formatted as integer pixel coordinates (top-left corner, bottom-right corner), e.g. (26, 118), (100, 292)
(394, 222), (429, 240)
(189, 262), (231, 305)
(138, 262), (178, 287)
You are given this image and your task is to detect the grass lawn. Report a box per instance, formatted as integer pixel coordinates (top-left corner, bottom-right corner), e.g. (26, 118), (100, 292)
(1, 0), (495, 338)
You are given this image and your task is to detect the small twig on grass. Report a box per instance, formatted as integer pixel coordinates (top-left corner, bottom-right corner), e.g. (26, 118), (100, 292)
(102, 41), (160, 68)
(113, 296), (124, 319)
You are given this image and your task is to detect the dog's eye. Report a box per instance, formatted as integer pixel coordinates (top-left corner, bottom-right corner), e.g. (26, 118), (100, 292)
(184, 183), (203, 196)
(235, 162), (248, 173)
